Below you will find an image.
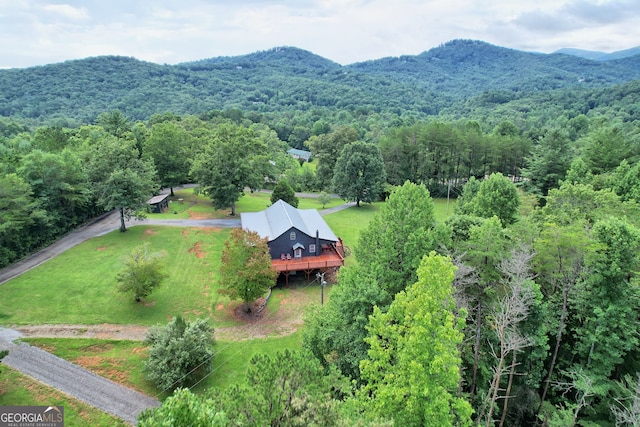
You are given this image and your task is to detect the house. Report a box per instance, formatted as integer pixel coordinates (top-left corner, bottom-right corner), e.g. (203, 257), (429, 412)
(241, 200), (344, 283)
(147, 194), (169, 213)
(287, 148), (311, 162)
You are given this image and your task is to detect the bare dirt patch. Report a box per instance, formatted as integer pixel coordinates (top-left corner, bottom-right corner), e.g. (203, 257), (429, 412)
(188, 242), (206, 258)
(96, 246), (106, 251)
(188, 211), (211, 220)
(143, 228), (157, 235)
(15, 324), (149, 341)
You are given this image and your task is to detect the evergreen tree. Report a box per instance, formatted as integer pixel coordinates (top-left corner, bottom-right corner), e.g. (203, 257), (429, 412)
(270, 179), (299, 207)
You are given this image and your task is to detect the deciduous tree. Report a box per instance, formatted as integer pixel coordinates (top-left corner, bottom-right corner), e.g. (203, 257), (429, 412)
(143, 121), (191, 196)
(116, 243), (168, 302)
(332, 141), (386, 207)
(83, 136), (157, 232)
(219, 228), (277, 312)
(190, 124), (268, 215)
(358, 252), (473, 426)
(138, 388), (227, 427)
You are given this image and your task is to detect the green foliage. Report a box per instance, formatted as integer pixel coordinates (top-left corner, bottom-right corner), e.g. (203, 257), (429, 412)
(270, 179), (299, 207)
(82, 133), (158, 231)
(522, 129), (574, 195)
(307, 126), (359, 190)
(143, 121), (191, 193)
(304, 182), (445, 381)
(0, 173), (49, 268)
(209, 349), (350, 426)
(138, 388), (227, 427)
(332, 141), (386, 206)
(358, 252), (472, 426)
(218, 228), (277, 312)
(572, 218), (640, 381)
(116, 242), (168, 302)
(457, 172), (520, 226)
(190, 123), (268, 215)
(316, 191), (332, 208)
(144, 316), (214, 391)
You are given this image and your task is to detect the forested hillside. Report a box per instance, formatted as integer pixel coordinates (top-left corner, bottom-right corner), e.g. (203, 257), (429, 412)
(1, 39), (640, 126)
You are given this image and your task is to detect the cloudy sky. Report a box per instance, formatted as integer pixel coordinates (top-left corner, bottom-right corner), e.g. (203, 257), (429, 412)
(1, 0), (639, 68)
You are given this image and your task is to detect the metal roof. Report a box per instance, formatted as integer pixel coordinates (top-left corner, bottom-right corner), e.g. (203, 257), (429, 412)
(241, 200), (338, 242)
(148, 194), (169, 205)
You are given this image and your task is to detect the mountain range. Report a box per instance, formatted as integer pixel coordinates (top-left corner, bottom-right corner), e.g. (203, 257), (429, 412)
(1, 39), (639, 124)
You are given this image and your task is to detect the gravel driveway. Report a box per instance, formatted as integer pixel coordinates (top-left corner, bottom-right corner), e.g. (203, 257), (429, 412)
(0, 327), (159, 425)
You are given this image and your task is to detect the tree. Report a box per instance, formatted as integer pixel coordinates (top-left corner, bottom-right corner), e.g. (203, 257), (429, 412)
(219, 228), (277, 312)
(190, 123), (268, 216)
(357, 252), (473, 426)
(139, 388), (227, 427)
(210, 349), (349, 426)
(17, 149), (91, 235)
(303, 182), (447, 382)
(572, 218), (640, 382)
(270, 179), (299, 207)
(116, 243), (168, 302)
(459, 172), (520, 226)
(581, 126), (633, 175)
(144, 316), (214, 391)
(317, 191), (332, 209)
(306, 126), (359, 190)
(143, 121), (191, 196)
(480, 247), (539, 427)
(83, 135), (157, 232)
(611, 374), (640, 427)
(0, 173), (48, 268)
(96, 110), (131, 139)
(521, 129), (574, 196)
(332, 141), (386, 207)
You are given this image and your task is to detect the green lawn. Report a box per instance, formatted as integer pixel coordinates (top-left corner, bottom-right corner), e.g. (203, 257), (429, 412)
(0, 226), (233, 326)
(149, 188), (346, 220)
(0, 366), (128, 427)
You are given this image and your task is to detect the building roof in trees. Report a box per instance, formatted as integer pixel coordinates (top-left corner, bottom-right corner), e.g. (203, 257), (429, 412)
(287, 148), (311, 161)
(241, 199), (338, 242)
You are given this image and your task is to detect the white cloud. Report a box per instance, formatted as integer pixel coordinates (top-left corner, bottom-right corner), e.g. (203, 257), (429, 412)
(0, 0), (639, 68)
(42, 3), (88, 20)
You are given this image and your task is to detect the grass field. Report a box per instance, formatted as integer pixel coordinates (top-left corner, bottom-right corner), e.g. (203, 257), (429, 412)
(0, 366), (128, 427)
(0, 226), (233, 326)
(150, 188), (345, 220)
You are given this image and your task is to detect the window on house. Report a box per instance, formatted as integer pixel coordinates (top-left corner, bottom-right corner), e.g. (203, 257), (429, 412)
(290, 231), (296, 240)
(309, 244), (316, 254)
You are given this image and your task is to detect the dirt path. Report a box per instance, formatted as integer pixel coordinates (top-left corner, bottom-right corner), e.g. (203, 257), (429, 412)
(12, 281), (315, 342)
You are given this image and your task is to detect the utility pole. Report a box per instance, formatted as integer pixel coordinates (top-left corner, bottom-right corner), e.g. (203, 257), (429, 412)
(316, 272), (327, 305)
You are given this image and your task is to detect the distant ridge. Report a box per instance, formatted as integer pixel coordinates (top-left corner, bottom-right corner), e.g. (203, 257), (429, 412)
(554, 46), (640, 61)
(1, 39), (639, 123)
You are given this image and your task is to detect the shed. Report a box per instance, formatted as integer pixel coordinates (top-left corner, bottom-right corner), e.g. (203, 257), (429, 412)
(148, 194), (169, 213)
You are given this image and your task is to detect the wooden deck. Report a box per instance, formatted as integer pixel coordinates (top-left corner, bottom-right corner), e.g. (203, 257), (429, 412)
(271, 240), (345, 274)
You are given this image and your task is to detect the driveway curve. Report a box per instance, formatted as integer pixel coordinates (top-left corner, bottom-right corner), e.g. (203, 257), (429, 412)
(0, 327), (159, 425)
